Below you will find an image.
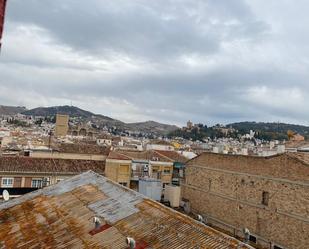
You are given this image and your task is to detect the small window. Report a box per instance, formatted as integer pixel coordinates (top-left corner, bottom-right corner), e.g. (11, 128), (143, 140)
(2, 178), (14, 188)
(163, 168), (171, 174)
(32, 179), (43, 188)
(273, 245), (283, 249)
(262, 191), (270, 206)
(249, 235), (257, 244)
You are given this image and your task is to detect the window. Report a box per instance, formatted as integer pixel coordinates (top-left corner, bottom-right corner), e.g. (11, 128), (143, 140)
(2, 178), (13, 188)
(262, 191), (270, 206)
(152, 167), (159, 173)
(163, 168), (171, 174)
(273, 245), (283, 249)
(119, 182), (127, 187)
(249, 235), (257, 244)
(32, 179), (43, 188)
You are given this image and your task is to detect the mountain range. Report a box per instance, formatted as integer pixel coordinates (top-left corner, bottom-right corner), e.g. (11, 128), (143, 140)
(1, 104), (309, 138)
(0, 105), (27, 116)
(1, 105), (178, 136)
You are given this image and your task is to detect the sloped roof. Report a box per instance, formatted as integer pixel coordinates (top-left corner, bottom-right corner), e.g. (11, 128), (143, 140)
(54, 143), (110, 155)
(155, 150), (188, 163)
(0, 156), (105, 174)
(106, 151), (132, 161)
(285, 140), (309, 149)
(109, 149), (178, 163)
(287, 152), (309, 166)
(0, 171), (252, 249)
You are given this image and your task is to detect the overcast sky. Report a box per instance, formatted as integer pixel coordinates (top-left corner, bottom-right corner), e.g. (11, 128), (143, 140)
(1, 0), (309, 126)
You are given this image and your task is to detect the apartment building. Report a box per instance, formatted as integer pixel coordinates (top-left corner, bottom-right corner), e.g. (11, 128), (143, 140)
(0, 156), (105, 198)
(105, 150), (187, 191)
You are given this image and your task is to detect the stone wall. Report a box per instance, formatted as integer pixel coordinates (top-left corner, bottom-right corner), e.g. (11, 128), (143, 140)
(182, 153), (309, 249)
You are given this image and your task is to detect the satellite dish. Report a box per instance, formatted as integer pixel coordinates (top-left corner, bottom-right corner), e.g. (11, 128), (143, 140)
(2, 190), (10, 201)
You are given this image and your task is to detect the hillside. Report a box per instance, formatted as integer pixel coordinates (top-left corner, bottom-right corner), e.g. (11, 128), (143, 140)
(23, 105), (102, 119)
(221, 121), (309, 140)
(126, 121), (179, 135)
(229, 122), (309, 137)
(0, 105), (27, 115)
(22, 105), (177, 136)
(168, 121), (309, 141)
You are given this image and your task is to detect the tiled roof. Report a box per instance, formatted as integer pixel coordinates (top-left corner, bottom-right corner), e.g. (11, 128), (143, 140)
(148, 140), (173, 146)
(0, 171), (252, 249)
(155, 150), (188, 163)
(106, 151), (132, 160)
(111, 150), (175, 162)
(285, 140), (309, 149)
(0, 156), (105, 174)
(287, 152), (309, 166)
(54, 143), (110, 155)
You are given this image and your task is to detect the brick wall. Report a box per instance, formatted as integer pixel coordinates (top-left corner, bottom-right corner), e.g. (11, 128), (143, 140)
(182, 153), (309, 249)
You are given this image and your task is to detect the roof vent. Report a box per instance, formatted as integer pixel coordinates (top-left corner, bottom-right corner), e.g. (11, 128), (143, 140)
(243, 227), (250, 243)
(93, 216), (101, 229)
(126, 237), (136, 249)
(197, 214), (206, 224)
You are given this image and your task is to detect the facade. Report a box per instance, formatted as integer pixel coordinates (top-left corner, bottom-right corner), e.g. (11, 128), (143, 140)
(291, 133), (305, 142)
(0, 171), (252, 248)
(55, 114), (69, 137)
(0, 156), (105, 198)
(105, 152), (132, 187)
(105, 150), (183, 191)
(181, 152), (309, 249)
(146, 143), (174, 151)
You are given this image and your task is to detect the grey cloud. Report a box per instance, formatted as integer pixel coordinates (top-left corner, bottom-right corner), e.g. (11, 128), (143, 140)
(0, 0), (308, 126)
(6, 0), (267, 60)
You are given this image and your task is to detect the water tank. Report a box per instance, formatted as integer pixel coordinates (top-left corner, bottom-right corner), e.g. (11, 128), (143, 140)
(164, 184), (181, 208)
(241, 148), (248, 156)
(138, 178), (162, 201)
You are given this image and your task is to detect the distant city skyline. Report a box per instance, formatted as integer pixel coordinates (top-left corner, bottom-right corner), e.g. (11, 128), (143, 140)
(1, 0), (309, 126)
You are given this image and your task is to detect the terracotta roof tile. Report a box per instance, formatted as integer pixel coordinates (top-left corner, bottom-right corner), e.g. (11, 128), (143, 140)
(0, 156), (105, 174)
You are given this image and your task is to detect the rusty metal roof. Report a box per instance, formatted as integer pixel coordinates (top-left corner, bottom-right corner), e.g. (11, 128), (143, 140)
(0, 171), (252, 248)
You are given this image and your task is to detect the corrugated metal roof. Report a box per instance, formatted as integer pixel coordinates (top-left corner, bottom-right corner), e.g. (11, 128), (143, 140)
(0, 171), (252, 248)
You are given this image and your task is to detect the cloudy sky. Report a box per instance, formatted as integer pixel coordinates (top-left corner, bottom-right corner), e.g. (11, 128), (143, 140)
(1, 0), (309, 126)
